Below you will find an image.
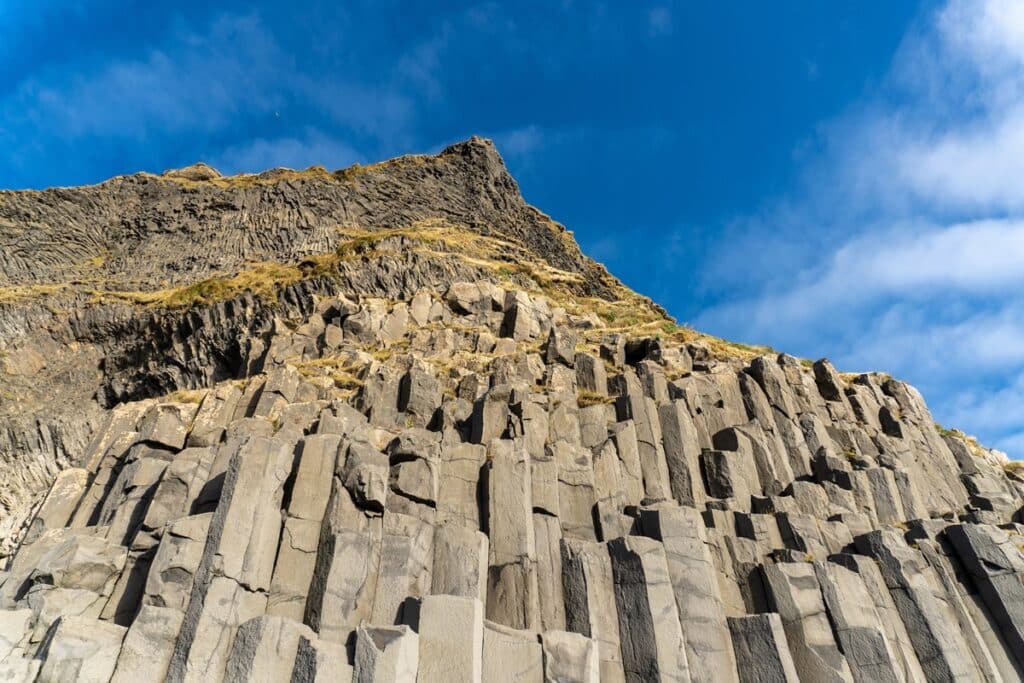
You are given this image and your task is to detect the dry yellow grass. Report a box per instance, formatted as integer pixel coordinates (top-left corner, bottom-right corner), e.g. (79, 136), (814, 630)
(158, 165), (337, 190)
(161, 388), (208, 404)
(936, 423), (988, 458)
(98, 261), (306, 308)
(0, 284), (67, 305)
(577, 389), (615, 408)
(294, 356), (366, 393)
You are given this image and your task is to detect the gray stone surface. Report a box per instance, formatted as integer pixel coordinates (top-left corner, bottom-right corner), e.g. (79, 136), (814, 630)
(728, 613), (800, 683)
(762, 562), (854, 683)
(483, 621), (543, 683)
(608, 536), (691, 683)
(641, 506), (738, 683)
(417, 595), (483, 683)
(0, 138), (1022, 683)
(353, 624), (418, 683)
(541, 630), (600, 683)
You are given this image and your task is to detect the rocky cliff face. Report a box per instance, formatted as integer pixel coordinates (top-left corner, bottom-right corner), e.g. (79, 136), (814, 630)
(0, 138), (1022, 682)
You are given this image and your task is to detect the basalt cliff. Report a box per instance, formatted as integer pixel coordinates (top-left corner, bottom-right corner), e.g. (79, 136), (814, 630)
(0, 137), (1022, 682)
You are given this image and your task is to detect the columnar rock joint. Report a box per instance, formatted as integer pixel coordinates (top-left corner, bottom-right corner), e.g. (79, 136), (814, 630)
(0, 138), (1022, 681)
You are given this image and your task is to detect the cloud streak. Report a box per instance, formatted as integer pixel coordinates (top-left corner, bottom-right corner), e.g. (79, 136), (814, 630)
(695, 0), (1024, 456)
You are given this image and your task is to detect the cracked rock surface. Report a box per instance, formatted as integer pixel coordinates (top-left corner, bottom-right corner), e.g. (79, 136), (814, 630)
(1, 138), (1023, 681)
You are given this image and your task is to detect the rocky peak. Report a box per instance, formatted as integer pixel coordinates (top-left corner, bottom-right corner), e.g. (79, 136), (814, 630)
(161, 162), (222, 181)
(0, 139), (1022, 682)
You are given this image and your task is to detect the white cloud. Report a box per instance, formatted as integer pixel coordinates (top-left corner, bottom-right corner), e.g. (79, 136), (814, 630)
(994, 431), (1024, 458)
(895, 109), (1024, 211)
(694, 0), (1024, 454)
(2, 14), (285, 141)
(946, 374), (1024, 436)
(0, 10), (426, 181)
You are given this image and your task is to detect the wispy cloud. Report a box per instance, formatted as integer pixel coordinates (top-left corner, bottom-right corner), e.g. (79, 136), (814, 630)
(1, 14), (284, 141)
(0, 9), (432, 187)
(695, 0), (1024, 456)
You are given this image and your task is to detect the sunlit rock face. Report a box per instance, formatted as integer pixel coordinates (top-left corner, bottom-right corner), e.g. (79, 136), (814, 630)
(0, 138), (1021, 682)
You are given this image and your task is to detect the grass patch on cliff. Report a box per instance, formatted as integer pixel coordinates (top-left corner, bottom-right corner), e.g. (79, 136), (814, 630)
(160, 165), (337, 189)
(935, 423), (987, 458)
(294, 356), (366, 392)
(0, 284), (68, 305)
(577, 389), (615, 408)
(99, 262), (306, 308)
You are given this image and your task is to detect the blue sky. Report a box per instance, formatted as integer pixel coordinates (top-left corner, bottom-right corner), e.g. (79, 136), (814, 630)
(3, 1), (1023, 457)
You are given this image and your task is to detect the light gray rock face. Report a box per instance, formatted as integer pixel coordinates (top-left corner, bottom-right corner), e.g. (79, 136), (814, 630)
(222, 615), (316, 683)
(1, 139), (1023, 683)
(483, 621), (543, 683)
(813, 561), (905, 683)
(641, 507), (738, 683)
(353, 624), (418, 683)
(762, 562), (854, 683)
(945, 523), (1024, 671)
(35, 615), (126, 683)
(561, 539), (624, 680)
(485, 439), (541, 631)
(541, 630), (600, 683)
(855, 529), (986, 682)
(417, 595), (483, 683)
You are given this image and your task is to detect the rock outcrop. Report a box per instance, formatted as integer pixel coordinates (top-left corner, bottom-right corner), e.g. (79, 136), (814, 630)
(0, 138), (1022, 681)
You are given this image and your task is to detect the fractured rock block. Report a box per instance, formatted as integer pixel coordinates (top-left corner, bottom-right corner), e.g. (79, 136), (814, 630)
(370, 512), (434, 625)
(223, 615), (316, 683)
(35, 615), (126, 683)
(561, 539), (623, 680)
(387, 429), (441, 507)
(701, 449), (757, 511)
(549, 442), (597, 542)
(305, 513), (383, 642)
(855, 529), (982, 682)
(431, 523), (488, 603)
(137, 403), (196, 451)
(398, 362), (441, 428)
(110, 605), (184, 682)
(614, 377), (672, 502)
(545, 326), (578, 367)
(28, 535), (127, 596)
(417, 595), (483, 683)
(946, 523), (1024, 670)
(607, 536), (690, 682)
(483, 621), (543, 683)
(533, 514), (567, 631)
(143, 514), (211, 611)
(341, 441), (389, 512)
(727, 613), (800, 683)
(762, 562), (854, 683)
(436, 442), (486, 528)
(541, 630), (600, 683)
(575, 353), (608, 395)
(353, 624), (418, 683)
(485, 439), (540, 631)
(290, 633), (353, 682)
(814, 561), (904, 683)
(23, 468), (89, 546)
(658, 401), (705, 507)
(641, 506), (738, 683)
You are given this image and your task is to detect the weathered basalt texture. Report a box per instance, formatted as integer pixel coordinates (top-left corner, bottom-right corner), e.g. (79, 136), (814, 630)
(1, 139), (1022, 681)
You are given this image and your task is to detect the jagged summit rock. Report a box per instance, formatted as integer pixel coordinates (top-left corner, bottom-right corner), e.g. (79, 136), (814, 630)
(161, 162), (222, 181)
(0, 138), (1022, 681)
